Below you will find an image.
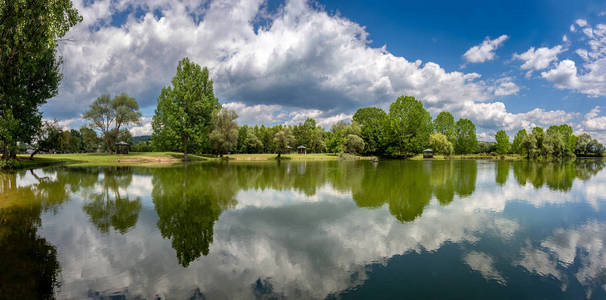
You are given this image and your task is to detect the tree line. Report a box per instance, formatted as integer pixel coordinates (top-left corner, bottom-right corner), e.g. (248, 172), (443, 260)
(20, 57), (606, 160)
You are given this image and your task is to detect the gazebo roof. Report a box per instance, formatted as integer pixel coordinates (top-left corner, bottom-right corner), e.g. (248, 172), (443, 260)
(116, 141), (130, 146)
(297, 145), (306, 149)
(423, 148), (433, 152)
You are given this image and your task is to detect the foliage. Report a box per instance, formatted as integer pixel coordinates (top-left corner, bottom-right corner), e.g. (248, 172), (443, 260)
(80, 127), (100, 153)
(433, 112), (456, 142)
(353, 107), (387, 154)
(209, 109), (239, 156)
(495, 130), (510, 154)
(512, 129), (527, 155)
(384, 96), (432, 156)
(0, 0), (82, 159)
(343, 134), (365, 154)
(29, 120), (63, 159)
(454, 119), (477, 154)
(151, 58), (220, 160)
(325, 121), (360, 153)
(273, 127), (295, 157)
(429, 133), (454, 155)
(83, 93), (141, 154)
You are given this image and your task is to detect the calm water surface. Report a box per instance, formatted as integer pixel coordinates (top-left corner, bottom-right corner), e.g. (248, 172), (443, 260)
(1, 159), (606, 299)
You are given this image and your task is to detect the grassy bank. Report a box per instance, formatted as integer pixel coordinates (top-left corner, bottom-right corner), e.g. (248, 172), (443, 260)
(4, 152), (374, 170)
(11, 152), (208, 169)
(225, 153), (375, 161)
(409, 153), (524, 160)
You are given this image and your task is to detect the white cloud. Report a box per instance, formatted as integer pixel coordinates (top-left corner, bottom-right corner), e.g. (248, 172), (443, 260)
(570, 24), (576, 32)
(463, 35), (509, 63)
(129, 117), (153, 136)
(576, 19), (588, 28)
(513, 45), (564, 74)
(583, 106), (606, 131)
(458, 101), (578, 133)
(47, 0), (511, 125)
(541, 22), (606, 97)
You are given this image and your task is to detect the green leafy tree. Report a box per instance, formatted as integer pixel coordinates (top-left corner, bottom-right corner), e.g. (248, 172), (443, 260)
(385, 96), (432, 156)
(454, 119), (477, 154)
(80, 127), (99, 153)
(353, 107), (387, 154)
(433, 112), (456, 141)
(575, 133), (592, 155)
(209, 109), (239, 156)
(273, 127), (295, 158)
(343, 134), (365, 154)
(495, 130), (510, 154)
(83, 94), (141, 154)
(429, 133), (454, 155)
(512, 129), (527, 155)
(151, 58), (220, 160)
(0, 0), (82, 159)
(29, 120), (63, 159)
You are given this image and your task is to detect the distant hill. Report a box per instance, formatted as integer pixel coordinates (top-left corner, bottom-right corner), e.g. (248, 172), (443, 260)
(132, 135), (151, 143)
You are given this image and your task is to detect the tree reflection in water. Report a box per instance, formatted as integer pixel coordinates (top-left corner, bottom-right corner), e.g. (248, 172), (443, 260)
(0, 171), (65, 299)
(81, 167), (142, 234)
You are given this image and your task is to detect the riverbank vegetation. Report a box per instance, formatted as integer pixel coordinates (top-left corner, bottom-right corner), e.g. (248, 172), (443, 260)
(1, 6), (604, 170)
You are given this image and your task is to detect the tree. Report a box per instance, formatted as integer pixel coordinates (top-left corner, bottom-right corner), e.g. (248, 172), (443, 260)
(29, 120), (63, 159)
(433, 112), (455, 141)
(495, 130), (510, 155)
(385, 96), (432, 156)
(80, 127), (99, 153)
(273, 127), (295, 158)
(575, 133), (592, 156)
(83, 94), (141, 154)
(151, 58), (220, 160)
(429, 133), (454, 155)
(353, 107), (387, 154)
(209, 109), (239, 156)
(343, 134), (365, 154)
(454, 119), (477, 154)
(512, 129), (527, 155)
(0, 0), (82, 159)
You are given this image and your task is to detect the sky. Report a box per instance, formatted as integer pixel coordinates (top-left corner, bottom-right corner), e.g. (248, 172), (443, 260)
(46, 0), (606, 142)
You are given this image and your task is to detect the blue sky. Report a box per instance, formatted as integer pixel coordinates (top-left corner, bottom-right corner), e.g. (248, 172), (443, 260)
(46, 0), (606, 141)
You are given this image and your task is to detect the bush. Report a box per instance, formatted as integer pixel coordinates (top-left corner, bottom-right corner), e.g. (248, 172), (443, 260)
(0, 159), (22, 169)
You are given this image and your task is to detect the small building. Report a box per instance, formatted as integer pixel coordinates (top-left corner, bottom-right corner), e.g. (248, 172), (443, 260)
(297, 145), (307, 155)
(423, 149), (433, 158)
(285, 145), (293, 153)
(116, 141), (130, 154)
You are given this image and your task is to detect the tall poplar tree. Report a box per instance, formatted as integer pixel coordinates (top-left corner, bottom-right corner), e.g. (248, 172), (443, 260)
(151, 58), (220, 160)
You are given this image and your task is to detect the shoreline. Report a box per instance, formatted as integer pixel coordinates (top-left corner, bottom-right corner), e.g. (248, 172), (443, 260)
(2, 152), (603, 170)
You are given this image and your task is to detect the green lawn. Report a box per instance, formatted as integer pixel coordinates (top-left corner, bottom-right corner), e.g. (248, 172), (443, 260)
(409, 153), (524, 160)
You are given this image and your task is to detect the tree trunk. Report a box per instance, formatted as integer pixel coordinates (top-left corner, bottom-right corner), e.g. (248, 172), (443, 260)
(30, 148), (41, 160)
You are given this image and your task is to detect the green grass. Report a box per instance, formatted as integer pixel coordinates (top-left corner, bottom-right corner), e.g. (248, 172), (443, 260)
(13, 152), (209, 169)
(409, 153), (524, 160)
(226, 153), (375, 161)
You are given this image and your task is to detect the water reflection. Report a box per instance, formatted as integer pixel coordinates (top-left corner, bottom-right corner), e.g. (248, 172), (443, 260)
(151, 166), (237, 267)
(82, 168), (142, 234)
(0, 159), (605, 299)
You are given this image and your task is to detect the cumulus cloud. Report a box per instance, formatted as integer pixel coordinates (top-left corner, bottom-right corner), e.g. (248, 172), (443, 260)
(513, 45), (564, 76)
(44, 0), (525, 130)
(463, 35), (509, 63)
(458, 101), (578, 133)
(541, 22), (606, 97)
(129, 117), (153, 136)
(576, 19), (588, 28)
(41, 0), (603, 140)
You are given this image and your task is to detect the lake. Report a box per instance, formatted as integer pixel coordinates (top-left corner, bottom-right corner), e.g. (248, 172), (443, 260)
(1, 159), (606, 299)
